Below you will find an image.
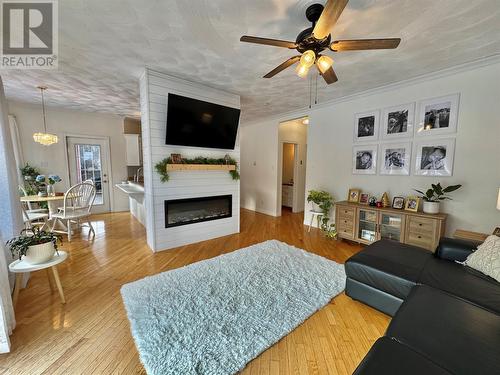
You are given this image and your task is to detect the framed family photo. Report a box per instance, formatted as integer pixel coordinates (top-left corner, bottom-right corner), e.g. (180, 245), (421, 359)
(354, 110), (379, 142)
(405, 196), (420, 212)
(414, 138), (455, 176)
(379, 142), (412, 175)
(359, 193), (370, 205)
(348, 188), (361, 203)
(416, 94), (460, 136)
(381, 103), (415, 139)
(392, 197), (405, 209)
(352, 144), (377, 175)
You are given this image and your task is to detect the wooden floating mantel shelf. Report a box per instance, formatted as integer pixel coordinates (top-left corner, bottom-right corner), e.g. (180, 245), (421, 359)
(166, 164), (236, 172)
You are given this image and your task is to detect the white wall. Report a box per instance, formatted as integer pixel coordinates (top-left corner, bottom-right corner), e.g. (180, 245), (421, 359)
(140, 69), (240, 252)
(8, 101), (129, 212)
(241, 61), (500, 235)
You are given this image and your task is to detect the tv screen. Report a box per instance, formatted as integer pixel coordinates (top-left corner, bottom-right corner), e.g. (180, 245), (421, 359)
(166, 94), (240, 149)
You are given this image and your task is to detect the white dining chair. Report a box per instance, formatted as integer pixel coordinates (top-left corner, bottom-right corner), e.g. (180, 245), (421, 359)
(19, 185), (48, 214)
(51, 182), (96, 241)
(21, 204), (49, 232)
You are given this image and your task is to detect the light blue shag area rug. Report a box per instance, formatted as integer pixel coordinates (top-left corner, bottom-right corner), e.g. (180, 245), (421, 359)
(121, 240), (346, 375)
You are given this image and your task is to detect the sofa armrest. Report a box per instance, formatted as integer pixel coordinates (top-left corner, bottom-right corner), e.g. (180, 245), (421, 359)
(435, 237), (481, 262)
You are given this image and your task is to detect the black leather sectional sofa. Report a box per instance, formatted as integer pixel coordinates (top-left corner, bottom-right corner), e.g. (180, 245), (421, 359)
(345, 238), (500, 375)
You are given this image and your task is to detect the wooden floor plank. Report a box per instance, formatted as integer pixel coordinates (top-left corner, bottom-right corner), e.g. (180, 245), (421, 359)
(0, 209), (389, 374)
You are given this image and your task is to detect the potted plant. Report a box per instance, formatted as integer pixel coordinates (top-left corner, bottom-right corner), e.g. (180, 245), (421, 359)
(307, 190), (337, 238)
(20, 163), (40, 181)
(414, 183), (462, 214)
(7, 228), (62, 264)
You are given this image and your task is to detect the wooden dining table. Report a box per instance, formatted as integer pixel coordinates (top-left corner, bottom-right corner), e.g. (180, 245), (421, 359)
(20, 194), (81, 231)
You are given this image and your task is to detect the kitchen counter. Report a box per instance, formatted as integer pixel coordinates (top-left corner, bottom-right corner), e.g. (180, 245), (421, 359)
(115, 182), (145, 226)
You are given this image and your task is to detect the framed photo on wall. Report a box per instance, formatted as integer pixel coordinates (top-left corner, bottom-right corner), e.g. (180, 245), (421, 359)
(379, 142), (412, 175)
(381, 103), (415, 139)
(414, 138), (456, 177)
(352, 144), (378, 175)
(415, 94), (460, 136)
(354, 110), (380, 142)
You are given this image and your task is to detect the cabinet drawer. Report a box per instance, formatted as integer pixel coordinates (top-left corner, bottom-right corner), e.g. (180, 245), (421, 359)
(338, 225), (355, 239)
(406, 232), (435, 250)
(408, 217), (436, 233)
(337, 207), (356, 219)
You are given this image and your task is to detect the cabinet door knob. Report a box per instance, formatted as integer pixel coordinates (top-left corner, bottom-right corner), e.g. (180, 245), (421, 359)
(418, 235), (422, 239)
(419, 223), (423, 226)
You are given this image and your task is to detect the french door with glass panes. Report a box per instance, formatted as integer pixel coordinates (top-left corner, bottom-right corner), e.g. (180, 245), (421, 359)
(67, 136), (111, 213)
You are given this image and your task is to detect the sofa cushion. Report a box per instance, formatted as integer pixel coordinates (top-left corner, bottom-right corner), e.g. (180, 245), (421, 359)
(464, 235), (500, 283)
(386, 285), (500, 375)
(353, 337), (452, 375)
(419, 256), (500, 314)
(345, 239), (433, 299)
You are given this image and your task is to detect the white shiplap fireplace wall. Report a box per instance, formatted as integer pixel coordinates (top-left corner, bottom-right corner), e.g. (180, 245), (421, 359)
(139, 68), (240, 252)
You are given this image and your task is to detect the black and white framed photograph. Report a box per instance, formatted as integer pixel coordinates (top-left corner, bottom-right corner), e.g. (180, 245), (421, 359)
(414, 138), (455, 176)
(379, 142), (411, 175)
(353, 144), (377, 175)
(416, 94), (460, 136)
(353, 110), (379, 142)
(381, 103), (415, 139)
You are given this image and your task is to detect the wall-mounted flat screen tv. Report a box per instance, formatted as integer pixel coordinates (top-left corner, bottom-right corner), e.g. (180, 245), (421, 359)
(165, 93), (240, 150)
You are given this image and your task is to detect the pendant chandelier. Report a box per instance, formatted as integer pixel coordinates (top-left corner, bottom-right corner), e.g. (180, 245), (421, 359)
(33, 86), (58, 146)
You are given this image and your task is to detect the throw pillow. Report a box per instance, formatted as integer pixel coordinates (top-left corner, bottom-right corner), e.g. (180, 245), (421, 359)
(465, 235), (500, 282)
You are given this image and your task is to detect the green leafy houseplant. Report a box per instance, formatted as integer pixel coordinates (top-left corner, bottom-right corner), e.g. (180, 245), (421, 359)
(7, 228), (62, 261)
(307, 190), (337, 239)
(20, 163), (40, 181)
(414, 183), (462, 202)
(155, 156), (240, 183)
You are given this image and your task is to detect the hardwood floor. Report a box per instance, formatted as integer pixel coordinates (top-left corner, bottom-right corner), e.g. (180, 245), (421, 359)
(0, 209), (389, 374)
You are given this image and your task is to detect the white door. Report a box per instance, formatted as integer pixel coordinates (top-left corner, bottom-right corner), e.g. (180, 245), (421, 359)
(67, 136), (111, 213)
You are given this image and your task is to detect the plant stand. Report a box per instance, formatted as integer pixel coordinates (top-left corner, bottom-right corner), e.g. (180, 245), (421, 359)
(308, 210), (324, 232)
(9, 251), (68, 310)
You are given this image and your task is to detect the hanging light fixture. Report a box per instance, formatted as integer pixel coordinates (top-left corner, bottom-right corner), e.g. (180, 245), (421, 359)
(33, 86), (58, 146)
(317, 55), (334, 74)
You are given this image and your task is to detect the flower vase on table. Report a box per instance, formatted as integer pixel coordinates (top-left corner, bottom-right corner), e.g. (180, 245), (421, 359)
(47, 175), (62, 196)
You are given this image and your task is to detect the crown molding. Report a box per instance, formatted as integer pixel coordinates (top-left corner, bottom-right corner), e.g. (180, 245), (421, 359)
(241, 53), (500, 126)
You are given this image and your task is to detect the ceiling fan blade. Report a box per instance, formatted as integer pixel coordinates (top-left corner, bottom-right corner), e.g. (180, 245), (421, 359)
(318, 65), (338, 84)
(263, 56), (301, 78)
(330, 38), (401, 51)
(240, 36), (297, 49)
(312, 0), (349, 40)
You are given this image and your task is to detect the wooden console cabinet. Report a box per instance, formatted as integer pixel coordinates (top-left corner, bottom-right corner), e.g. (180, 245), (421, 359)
(335, 201), (447, 251)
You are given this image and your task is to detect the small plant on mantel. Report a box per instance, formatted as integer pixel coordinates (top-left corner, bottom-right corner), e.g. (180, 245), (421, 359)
(154, 156), (240, 183)
(307, 190), (337, 239)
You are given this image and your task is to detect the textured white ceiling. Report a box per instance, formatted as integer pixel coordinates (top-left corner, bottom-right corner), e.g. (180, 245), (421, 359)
(2, 0), (500, 122)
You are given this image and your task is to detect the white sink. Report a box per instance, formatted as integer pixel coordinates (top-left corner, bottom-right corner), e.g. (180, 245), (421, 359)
(115, 183), (144, 196)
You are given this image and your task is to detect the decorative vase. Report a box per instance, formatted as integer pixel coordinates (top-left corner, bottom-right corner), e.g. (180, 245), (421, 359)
(46, 184), (55, 196)
(24, 242), (55, 264)
(423, 201), (440, 214)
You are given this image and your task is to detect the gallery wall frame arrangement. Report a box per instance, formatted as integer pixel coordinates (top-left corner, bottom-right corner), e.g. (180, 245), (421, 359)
(415, 93), (460, 137)
(381, 102), (415, 140)
(353, 110), (380, 143)
(379, 142), (412, 176)
(414, 138), (456, 177)
(352, 144), (378, 175)
(351, 93), (460, 177)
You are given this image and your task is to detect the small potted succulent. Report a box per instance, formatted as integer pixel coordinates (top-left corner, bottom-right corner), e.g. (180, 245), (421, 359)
(414, 183), (462, 214)
(7, 228), (62, 264)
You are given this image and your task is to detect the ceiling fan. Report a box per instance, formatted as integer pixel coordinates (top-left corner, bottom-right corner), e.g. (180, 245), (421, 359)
(240, 0), (401, 84)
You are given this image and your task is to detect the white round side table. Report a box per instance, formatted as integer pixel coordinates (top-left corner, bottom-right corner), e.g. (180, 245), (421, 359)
(9, 251), (68, 309)
(308, 210), (324, 232)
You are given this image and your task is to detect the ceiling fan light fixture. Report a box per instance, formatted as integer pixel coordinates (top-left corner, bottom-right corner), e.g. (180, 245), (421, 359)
(296, 63), (309, 78)
(317, 55), (333, 74)
(300, 50), (316, 68)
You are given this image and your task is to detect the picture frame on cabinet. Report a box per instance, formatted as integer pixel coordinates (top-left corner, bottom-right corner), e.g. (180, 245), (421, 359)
(415, 93), (460, 137)
(392, 197), (405, 209)
(348, 188), (361, 203)
(353, 144), (378, 175)
(405, 196), (420, 212)
(381, 103), (415, 139)
(414, 138), (455, 177)
(354, 110), (380, 142)
(379, 142), (412, 176)
(359, 193), (370, 205)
